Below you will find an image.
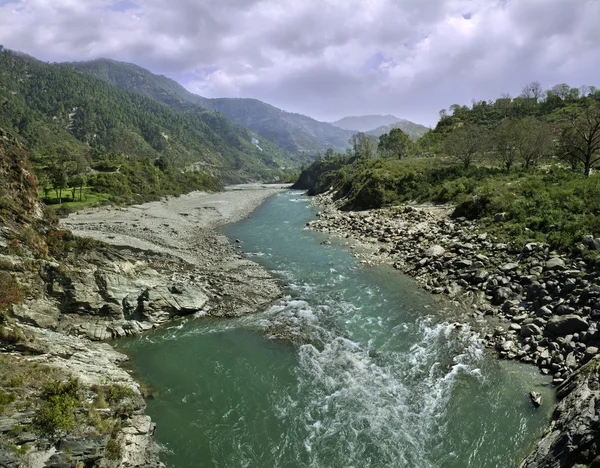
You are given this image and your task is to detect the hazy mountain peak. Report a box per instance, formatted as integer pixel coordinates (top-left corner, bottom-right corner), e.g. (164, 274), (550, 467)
(330, 115), (403, 132)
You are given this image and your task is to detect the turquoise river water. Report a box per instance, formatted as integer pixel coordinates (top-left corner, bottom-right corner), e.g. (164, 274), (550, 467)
(117, 190), (555, 468)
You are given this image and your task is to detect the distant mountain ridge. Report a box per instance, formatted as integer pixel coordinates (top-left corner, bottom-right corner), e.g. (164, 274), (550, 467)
(72, 59), (355, 154)
(330, 115), (402, 132)
(331, 114), (429, 141)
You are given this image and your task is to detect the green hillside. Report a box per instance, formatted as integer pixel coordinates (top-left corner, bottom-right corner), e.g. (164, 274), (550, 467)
(71, 59), (355, 154)
(0, 49), (298, 184)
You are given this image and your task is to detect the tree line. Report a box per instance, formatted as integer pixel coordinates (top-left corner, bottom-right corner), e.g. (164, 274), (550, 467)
(322, 81), (599, 177)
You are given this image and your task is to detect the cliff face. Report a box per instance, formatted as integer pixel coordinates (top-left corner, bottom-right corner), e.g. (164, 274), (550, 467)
(519, 355), (600, 468)
(0, 129), (164, 467)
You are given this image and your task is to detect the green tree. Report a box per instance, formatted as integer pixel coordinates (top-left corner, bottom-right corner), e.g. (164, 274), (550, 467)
(349, 133), (375, 159)
(378, 128), (411, 159)
(443, 124), (488, 169)
(556, 101), (600, 176)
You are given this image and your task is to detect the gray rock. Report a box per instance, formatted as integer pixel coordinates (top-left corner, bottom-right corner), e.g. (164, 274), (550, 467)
(520, 323), (543, 337)
(546, 314), (589, 336)
(500, 263), (519, 272)
(545, 257), (565, 270)
(582, 235), (600, 250)
(492, 287), (513, 305)
(425, 245), (446, 257)
(519, 355), (600, 467)
(455, 259), (473, 269)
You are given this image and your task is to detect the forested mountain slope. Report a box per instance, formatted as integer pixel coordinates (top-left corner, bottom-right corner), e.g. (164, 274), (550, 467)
(72, 59), (355, 154)
(0, 49), (296, 182)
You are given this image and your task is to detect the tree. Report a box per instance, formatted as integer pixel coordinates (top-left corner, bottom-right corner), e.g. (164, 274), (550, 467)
(521, 81), (543, 101)
(349, 133), (375, 159)
(493, 119), (519, 172)
(514, 117), (553, 169)
(556, 101), (600, 176)
(378, 128), (411, 159)
(443, 124), (488, 169)
(551, 83), (571, 100)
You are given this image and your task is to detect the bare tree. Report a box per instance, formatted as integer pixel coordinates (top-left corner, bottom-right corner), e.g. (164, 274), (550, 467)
(493, 119), (519, 172)
(557, 102), (600, 176)
(514, 118), (553, 169)
(521, 81), (543, 101)
(443, 124), (488, 169)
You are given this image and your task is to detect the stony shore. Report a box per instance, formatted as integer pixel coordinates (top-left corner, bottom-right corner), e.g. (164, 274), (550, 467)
(1, 185), (286, 467)
(307, 191), (600, 467)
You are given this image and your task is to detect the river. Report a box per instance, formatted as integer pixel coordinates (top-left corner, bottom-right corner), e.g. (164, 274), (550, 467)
(117, 190), (555, 468)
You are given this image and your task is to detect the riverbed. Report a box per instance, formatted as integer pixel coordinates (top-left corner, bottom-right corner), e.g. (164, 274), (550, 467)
(117, 190), (555, 468)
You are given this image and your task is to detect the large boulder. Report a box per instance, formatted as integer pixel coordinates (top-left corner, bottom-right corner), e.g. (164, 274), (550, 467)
(425, 245), (446, 257)
(124, 283), (208, 324)
(545, 314), (589, 336)
(545, 257), (565, 271)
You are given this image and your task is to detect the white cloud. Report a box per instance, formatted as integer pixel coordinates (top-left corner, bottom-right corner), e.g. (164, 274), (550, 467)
(0, 0), (598, 126)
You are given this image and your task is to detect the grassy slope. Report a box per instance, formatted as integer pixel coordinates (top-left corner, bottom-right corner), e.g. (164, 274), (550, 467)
(299, 156), (600, 251)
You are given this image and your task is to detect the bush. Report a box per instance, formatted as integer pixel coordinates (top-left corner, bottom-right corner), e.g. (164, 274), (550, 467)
(34, 379), (82, 435)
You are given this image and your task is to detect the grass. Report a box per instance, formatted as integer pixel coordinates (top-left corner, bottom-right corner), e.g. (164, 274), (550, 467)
(304, 155), (600, 251)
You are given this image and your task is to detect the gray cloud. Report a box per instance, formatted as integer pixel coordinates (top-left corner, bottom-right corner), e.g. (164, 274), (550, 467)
(0, 0), (598, 126)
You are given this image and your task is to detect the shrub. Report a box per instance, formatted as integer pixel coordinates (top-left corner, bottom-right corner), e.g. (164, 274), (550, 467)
(34, 379), (82, 435)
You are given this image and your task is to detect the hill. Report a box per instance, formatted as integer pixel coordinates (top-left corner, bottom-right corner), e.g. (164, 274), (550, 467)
(331, 114), (429, 141)
(366, 121), (430, 141)
(0, 49), (299, 185)
(330, 115), (402, 132)
(71, 59), (355, 154)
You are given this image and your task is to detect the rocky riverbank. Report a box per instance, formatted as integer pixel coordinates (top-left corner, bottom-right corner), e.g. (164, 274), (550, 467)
(307, 191), (600, 466)
(0, 182), (286, 467)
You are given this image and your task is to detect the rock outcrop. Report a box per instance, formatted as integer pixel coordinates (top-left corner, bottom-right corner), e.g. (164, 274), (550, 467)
(520, 355), (600, 467)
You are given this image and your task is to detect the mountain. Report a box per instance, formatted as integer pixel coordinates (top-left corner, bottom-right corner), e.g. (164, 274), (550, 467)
(0, 49), (300, 183)
(71, 59), (355, 154)
(366, 121), (430, 141)
(330, 115), (402, 132)
(331, 114), (429, 141)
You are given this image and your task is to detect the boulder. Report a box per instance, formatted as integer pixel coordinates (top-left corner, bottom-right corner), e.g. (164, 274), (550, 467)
(582, 235), (600, 250)
(125, 283), (208, 324)
(546, 314), (589, 337)
(425, 245), (446, 257)
(545, 257), (565, 270)
(492, 286), (513, 305)
(520, 323), (543, 337)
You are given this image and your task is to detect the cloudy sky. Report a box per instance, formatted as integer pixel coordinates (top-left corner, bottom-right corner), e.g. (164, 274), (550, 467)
(0, 0), (598, 126)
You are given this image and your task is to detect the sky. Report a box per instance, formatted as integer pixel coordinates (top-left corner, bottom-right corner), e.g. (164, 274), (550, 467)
(0, 0), (598, 127)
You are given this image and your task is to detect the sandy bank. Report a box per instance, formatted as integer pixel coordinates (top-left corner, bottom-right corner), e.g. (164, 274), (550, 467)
(61, 184), (289, 261)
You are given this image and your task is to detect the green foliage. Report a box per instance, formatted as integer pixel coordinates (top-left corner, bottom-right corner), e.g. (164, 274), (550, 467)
(0, 48), (302, 184)
(0, 390), (16, 411)
(297, 155), (600, 251)
(378, 128), (412, 159)
(34, 379), (82, 435)
(106, 384), (135, 404)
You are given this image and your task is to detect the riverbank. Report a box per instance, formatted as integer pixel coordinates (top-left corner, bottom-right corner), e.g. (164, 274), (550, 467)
(1, 184), (287, 466)
(306, 191), (600, 466)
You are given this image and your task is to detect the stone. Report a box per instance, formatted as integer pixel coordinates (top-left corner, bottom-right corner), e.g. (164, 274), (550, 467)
(546, 314), (589, 336)
(545, 257), (566, 270)
(424, 245), (446, 257)
(583, 235), (600, 250)
(492, 287), (513, 305)
(521, 323), (543, 337)
(494, 212), (507, 222)
(455, 259), (473, 269)
(501, 263), (519, 272)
